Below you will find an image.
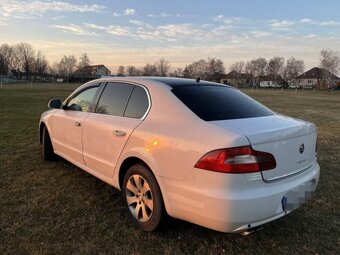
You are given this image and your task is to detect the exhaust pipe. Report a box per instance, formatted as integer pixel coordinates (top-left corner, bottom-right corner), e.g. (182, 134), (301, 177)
(240, 225), (264, 236)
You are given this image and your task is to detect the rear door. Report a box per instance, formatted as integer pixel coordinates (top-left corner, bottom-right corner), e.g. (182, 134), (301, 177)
(82, 83), (150, 178)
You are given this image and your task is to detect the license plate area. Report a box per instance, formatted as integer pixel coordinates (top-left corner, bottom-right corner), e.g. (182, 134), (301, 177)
(282, 179), (317, 213)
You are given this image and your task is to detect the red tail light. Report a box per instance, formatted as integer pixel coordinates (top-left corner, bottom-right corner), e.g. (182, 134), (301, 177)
(195, 146), (276, 174)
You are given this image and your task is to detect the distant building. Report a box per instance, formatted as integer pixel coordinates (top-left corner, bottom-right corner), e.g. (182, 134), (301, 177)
(257, 74), (285, 88)
(221, 71), (253, 87)
(295, 67), (340, 89)
(74, 64), (111, 82)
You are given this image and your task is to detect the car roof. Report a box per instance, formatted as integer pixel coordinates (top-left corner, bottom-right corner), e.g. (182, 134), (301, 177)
(95, 76), (226, 88)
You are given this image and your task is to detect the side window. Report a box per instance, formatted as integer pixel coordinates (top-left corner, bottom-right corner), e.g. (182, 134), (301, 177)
(96, 83), (134, 116)
(67, 86), (98, 112)
(124, 86), (149, 119)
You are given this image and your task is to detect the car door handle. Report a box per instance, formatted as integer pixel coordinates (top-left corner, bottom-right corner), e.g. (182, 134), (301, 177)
(74, 121), (82, 127)
(113, 130), (126, 137)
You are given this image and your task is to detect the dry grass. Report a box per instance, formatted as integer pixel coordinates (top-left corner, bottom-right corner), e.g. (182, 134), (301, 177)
(0, 83), (339, 254)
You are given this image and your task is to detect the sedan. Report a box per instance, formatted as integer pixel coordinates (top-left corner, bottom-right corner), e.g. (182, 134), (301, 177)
(39, 77), (319, 234)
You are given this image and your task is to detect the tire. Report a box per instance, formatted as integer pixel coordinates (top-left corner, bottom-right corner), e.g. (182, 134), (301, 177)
(42, 126), (56, 161)
(122, 164), (164, 231)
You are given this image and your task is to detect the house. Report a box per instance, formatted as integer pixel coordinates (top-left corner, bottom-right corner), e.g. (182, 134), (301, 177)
(257, 74), (284, 88)
(295, 67), (340, 89)
(77, 64), (111, 76)
(74, 64), (111, 82)
(221, 71), (253, 87)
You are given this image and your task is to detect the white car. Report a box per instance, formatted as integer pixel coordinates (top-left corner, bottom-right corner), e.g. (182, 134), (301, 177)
(39, 77), (319, 234)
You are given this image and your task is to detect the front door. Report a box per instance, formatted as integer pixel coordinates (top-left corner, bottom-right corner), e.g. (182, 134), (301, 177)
(51, 86), (99, 165)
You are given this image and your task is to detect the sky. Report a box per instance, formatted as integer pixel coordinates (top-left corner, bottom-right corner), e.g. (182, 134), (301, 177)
(1, 0), (340, 73)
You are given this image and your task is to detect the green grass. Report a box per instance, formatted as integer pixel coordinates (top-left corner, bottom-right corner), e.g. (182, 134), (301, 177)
(0, 83), (339, 254)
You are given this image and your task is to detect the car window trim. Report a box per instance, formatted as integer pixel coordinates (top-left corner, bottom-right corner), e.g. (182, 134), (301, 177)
(93, 81), (151, 120)
(63, 83), (101, 112)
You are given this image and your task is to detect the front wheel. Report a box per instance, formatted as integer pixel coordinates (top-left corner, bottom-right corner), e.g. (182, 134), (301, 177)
(122, 164), (164, 231)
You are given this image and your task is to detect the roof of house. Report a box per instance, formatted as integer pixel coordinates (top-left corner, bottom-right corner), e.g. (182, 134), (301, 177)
(296, 67), (340, 80)
(223, 70), (253, 79)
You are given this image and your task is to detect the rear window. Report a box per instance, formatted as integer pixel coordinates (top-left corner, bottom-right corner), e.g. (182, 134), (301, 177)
(172, 85), (274, 121)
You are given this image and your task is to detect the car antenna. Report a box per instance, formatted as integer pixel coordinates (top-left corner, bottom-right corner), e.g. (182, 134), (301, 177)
(196, 77), (200, 83)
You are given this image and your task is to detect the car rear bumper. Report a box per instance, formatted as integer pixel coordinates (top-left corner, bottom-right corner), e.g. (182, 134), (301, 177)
(160, 162), (320, 233)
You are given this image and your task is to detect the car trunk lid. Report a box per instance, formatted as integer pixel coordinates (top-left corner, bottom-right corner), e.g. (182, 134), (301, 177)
(211, 115), (317, 181)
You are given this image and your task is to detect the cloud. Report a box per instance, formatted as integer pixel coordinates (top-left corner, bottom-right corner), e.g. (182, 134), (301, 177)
(269, 19), (294, 31)
(148, 12), (180, 18)
(112, 12), (120, 17)
(299, 18), (340, 26)
(129, 19), (145, 26)
(123, 8), (136, 16)
(52, 24), (95, 35)
(0, 0), (105, 19)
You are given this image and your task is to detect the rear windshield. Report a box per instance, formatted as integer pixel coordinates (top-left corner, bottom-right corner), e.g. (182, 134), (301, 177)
(172, 85), (274, 121)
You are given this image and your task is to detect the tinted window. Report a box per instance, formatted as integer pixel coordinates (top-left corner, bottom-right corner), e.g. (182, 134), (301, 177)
(124, 86), (149, 119)
(96, 83), (133, 116)
(172, 86), (274, 121)
(67, 87), (98, 112)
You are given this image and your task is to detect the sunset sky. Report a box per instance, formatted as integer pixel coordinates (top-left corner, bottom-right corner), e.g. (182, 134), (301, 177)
(1, 0), (340, 73)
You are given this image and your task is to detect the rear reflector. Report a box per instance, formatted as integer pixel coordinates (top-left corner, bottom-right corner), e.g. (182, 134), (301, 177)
(195, 146), (276, 173)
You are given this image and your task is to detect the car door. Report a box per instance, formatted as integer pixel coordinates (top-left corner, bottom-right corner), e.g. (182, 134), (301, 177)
(51, 85), (100, 165)
(82, 82), (150, 178)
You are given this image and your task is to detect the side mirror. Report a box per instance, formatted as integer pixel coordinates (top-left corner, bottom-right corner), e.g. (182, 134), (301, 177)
(48, 99), (62, 109)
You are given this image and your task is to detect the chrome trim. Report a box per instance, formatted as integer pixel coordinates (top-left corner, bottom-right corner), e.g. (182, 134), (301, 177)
(263, 158), (317, 182)
(89, 80), (152, 121)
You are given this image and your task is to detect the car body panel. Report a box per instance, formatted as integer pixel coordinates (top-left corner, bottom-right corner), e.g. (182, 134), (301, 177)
(82, 113), (142, 178)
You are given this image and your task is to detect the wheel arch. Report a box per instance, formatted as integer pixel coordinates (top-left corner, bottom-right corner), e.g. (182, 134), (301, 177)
(117, 155), (173, 216)
(39, 121), (46, 145)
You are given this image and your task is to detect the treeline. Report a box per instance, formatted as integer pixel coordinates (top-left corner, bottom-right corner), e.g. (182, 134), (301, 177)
(0, 42), (339, 83)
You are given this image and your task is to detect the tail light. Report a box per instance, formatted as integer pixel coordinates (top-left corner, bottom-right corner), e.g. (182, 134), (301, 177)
(195, 146), (276, 174)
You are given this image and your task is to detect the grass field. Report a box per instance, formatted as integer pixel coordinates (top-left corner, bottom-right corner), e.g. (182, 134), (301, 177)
(0, 83), (339, 254)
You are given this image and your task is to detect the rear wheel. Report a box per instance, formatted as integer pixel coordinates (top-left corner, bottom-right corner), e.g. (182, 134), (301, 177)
(122, 164), (164, 231)
(42, 126), (56, 161)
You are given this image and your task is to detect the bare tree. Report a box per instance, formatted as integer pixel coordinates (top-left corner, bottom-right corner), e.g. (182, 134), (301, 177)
(143, 63), (157, 76)
(126, 65), (142, 76)
(207, 58), (225, 81)
(0, 44), (15, 75)
(117, 65), (125, 76)
(266, 56), (284, 81)
(59, 55), (77, 80)
(155, 58), (170, 77)
(34, 51), (49, 80)
(319, 49), (340, 89)
(187, 59), (208, 79)
(245, 58), (267, 86)
(14, 42), (35, 79)
(229, 61), (244, 73)
(78, 53), (91, 69)
(169, 68), (183, 77)
(283, 57), (304, 84)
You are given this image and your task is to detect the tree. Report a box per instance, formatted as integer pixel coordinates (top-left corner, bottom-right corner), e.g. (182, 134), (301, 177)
(207, 58), (225, 81)
(0, 44), (14, 75)
(78, 53), (91, 69)
(187, 59), (208, 80)
(245, 58), (268, 86)
(229, 61), (244, 73)
(283, 57), (304, 84)
(126, 65), (142, 76)
(266, 56), (284, 81)
(143, 63), (157, 76)
(169, 68), (183, 77)
(59, 55), (77, 80)
(319, 49), (340, 89)
(155, 58), (170, 77)
(14, 42), (35, 79)
(34, 51), (49, 80)
(117, 65), (125, 76)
